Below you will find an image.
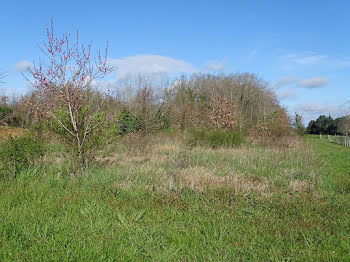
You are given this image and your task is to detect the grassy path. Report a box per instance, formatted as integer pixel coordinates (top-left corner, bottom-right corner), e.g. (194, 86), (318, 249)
(305, 135), (350, 194)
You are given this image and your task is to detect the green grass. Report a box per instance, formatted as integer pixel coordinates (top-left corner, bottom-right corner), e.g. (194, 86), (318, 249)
(305, 135), (350, 194)
(0, 134), (349, 261)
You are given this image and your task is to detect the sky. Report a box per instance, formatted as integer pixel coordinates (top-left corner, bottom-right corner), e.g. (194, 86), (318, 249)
(1, 0), (350, 122)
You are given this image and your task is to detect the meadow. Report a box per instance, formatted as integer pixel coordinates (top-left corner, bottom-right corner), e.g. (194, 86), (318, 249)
(1, 6), (350, 262)
(0, 132), (349, 261)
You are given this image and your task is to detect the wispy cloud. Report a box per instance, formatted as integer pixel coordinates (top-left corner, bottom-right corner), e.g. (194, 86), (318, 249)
(95, 54), (197, 92)
(297, 77), (329, 88)
(273, 76), (329, 89)
(14, 60), (33, 72)
(276, 89), (297, 100)
(272, 76), (300, 88)
(293, 55), (327, 65)
(249, 49), (257, 58)
(282, 52), (350, 68)
(204, 60), (225, 72)
(108, 54), (196, 79)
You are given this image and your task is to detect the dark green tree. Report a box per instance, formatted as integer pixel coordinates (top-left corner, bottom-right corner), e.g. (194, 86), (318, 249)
(115, 108), (142, 135)
(306, 120), (318, 134)
(307, 115), (347, 135)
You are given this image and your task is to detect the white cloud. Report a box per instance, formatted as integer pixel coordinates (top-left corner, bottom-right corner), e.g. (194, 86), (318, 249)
(297, 103), (336, 115)
(108, 54), (196, 79)
(295, 102), (350, 122)
(293, 55), (327, 65)
(204, 60), (225, 72)
(297, 77), (329, 89)
(14, 60), (33, 72)
(273, 76), (329, 89)
(282, 52), (350, 69)
(272, 76), (300, 88)
(276, 89), (297, 100)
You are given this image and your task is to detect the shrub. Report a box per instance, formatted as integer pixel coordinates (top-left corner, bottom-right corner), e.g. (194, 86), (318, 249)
(188, 128), (245, 148)
(0, 106), (13, 123)
(154, 109), (170, 130)
(113, 108), (142, 136)
(0, 134), (45, 178)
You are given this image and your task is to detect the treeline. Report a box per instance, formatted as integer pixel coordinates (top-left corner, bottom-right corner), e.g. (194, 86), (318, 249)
(1, 72), (291, 137)
(307, 115), (350, 135)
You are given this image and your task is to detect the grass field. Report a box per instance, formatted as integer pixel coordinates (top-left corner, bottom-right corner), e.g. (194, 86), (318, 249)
(0, 134), (349, 261)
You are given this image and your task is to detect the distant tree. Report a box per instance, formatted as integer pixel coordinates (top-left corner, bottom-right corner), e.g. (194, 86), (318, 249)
(307, 115), (348, 135)
(292, 112), (305, 135)
(310, 115), (334, 134)
(306, 120), (318, 134)
(326, 118), (338, 135)
(333, 116), (346, 134)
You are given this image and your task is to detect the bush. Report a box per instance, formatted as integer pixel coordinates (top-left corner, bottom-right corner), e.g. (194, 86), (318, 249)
(188, 128), (245, 148)
(154, 109), (170, 131)
(0, 106), (13, 123)
(0, 106), (25, 127)
(0, 134), (45, 178)
(113, 108), (142, 136)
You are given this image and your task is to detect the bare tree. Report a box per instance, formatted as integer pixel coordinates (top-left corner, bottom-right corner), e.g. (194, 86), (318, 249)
(163, 73), (282, 130)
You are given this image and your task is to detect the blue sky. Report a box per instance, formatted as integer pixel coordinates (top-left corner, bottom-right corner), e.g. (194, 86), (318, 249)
(1, 0), (349, 122)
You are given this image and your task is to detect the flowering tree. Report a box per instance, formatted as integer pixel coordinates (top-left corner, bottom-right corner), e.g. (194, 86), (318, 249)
(25, 20), (114, 169)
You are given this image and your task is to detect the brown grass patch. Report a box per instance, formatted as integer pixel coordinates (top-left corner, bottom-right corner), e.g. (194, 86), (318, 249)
(174, 166), (269, 194)
(289, 179), (314, 193)
(0, 126), (26, 140)
(96, 155), (120, 166)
